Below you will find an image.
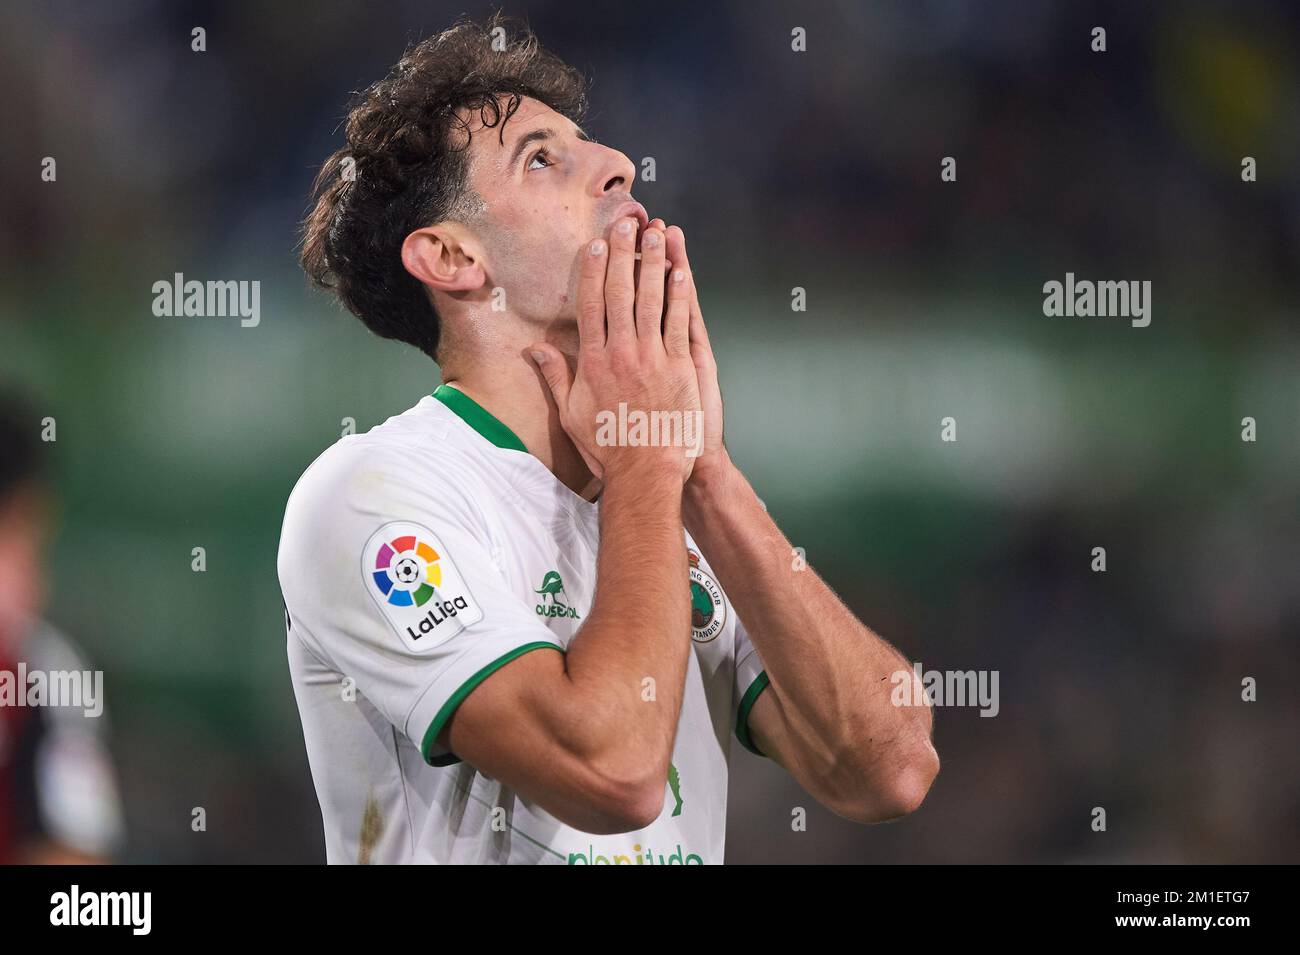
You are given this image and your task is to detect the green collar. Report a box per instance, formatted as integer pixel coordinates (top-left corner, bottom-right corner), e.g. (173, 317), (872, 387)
(432, 384), (528, 453)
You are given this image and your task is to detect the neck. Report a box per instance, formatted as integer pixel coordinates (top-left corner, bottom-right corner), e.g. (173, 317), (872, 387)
(440, 331), (598, 500)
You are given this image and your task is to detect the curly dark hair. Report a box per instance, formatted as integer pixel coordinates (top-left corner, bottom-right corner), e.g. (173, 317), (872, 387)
(300, 13), (589, 361)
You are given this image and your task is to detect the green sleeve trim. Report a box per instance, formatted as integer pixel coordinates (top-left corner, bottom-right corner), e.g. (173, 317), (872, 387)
(735, 670), (771, 757)
(432, 384), (529, 453)
(420, 641), (563, 766)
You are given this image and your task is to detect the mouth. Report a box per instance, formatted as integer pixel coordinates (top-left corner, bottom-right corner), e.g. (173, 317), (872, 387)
(607, 200), (668, 275)
(611, 200), (650, 243)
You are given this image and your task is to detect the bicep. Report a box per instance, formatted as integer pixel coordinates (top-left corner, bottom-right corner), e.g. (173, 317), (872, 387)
(438, 646), (631, 833)
(437, 643), (569, 778)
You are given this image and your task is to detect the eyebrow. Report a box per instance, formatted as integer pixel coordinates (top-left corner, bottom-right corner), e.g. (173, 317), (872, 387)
(508, 126), (591, 169)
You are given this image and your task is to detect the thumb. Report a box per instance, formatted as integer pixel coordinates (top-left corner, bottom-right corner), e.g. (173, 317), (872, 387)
(529, 344), (571, 407)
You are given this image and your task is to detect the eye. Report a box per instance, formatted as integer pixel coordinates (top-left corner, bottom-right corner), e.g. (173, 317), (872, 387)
(526, 148), (553, 171)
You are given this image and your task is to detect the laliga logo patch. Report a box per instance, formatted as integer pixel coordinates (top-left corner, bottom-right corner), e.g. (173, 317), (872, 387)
(362, 521), (483, 652)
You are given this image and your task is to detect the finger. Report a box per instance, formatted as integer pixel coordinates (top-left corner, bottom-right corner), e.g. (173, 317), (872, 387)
(635, 227), (666, 342)
(687, 275), (712, 355)
(662, 227), (692, 351)
(604, 217), (639, 348)
(529, 343), (572, 408)
(645, 218), (672, 273)
(576, 238), (608, 350)
(669, 227), (712, 354)
(664, 224), (687, 276)
(663, 263), (691, 355)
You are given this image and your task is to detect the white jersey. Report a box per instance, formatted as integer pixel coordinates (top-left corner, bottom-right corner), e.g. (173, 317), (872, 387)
(277, 385), (770, 864)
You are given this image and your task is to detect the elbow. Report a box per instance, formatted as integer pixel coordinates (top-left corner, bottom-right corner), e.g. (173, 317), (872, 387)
(598, 785), (666, 835)
(543, 701), (670, 834)
(876, 741), (940, 821)
(828, 738), (940, 825)
(567, 758), (667, 835)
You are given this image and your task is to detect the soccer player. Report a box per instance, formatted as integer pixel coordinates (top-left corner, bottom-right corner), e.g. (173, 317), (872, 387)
(279, 15), (938, 864)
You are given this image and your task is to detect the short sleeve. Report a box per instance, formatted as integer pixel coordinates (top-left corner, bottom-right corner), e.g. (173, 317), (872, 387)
(732, 613), (771, 758)
(278, 445), (564, 766)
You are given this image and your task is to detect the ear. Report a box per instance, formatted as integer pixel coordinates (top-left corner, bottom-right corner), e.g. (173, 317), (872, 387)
(401, 225), (486, 294)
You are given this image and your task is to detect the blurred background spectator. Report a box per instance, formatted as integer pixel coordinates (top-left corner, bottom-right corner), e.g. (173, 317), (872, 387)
(0, 391), (123, 863)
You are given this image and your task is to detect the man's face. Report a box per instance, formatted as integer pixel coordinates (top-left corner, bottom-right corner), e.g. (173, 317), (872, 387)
(456, 96), (649, 327)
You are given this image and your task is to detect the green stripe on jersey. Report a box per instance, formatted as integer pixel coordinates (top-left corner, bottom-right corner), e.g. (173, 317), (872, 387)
(735, 671), (771, 757)
(433, 384), (528, 453)
(421, 641), (563, 766)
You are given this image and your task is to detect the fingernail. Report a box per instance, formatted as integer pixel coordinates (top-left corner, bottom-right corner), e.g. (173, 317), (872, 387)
(589, 239), (605, 255)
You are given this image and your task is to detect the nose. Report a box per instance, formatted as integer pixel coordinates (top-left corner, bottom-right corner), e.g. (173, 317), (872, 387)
(593, 143), (637, 200)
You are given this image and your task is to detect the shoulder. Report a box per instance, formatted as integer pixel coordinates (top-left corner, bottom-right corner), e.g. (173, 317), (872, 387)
(283, 398), (486, 524)
(277, 398), (501, 574)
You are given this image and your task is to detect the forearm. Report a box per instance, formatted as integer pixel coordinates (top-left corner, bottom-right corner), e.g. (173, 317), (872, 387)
(683, 454), (934, 803)
(563, 463), (691, 785)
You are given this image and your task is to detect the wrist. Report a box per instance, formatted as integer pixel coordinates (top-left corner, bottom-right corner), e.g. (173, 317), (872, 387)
(602, 451), (686, 489)
(683, 448), (740, 513)
(601, 458), (684, 528)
